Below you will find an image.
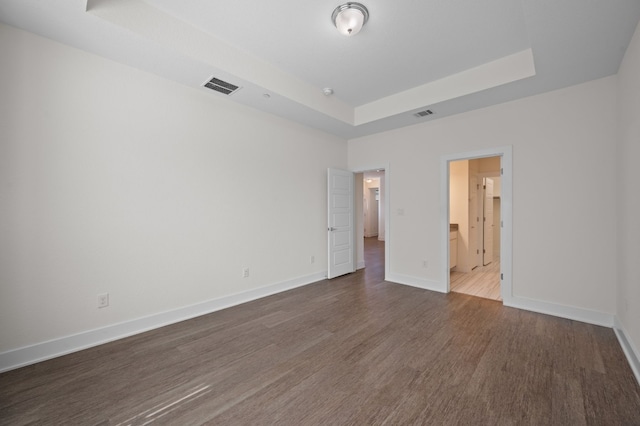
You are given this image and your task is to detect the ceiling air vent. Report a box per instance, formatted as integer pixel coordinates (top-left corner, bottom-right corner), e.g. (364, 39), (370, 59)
(203, 77), (240, 95)
(414, 109), (434, 118)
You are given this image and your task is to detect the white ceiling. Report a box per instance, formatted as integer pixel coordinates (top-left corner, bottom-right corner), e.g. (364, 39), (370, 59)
(1, 0), (639, 139)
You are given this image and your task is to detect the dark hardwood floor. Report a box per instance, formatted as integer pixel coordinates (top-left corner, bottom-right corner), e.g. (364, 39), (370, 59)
(1, 238), (639, 425)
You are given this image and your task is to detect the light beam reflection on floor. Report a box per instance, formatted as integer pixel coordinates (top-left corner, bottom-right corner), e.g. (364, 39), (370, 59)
(115, 384), (212, 426)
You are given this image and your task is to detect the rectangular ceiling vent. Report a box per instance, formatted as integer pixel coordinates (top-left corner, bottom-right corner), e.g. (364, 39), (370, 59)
(203, 77), (241, 95)
(414, 109), (434, 118)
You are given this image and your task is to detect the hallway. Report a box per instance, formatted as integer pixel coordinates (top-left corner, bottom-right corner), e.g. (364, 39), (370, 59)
(363, 237), (384, 282)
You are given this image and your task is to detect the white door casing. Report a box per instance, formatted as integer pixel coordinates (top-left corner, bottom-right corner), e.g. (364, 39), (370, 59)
(328, 168), (355, 279)
(442, 146), (511, 304)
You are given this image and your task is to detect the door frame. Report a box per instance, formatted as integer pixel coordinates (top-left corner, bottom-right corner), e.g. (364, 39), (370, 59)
(441, 147), (512, 304)
(352, 164), (390, 282)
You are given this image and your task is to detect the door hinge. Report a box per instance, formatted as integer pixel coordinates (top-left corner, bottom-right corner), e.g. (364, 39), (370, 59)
(483, 249), (486, 253)
(477, 249), (479, 254)
(501, 168), (503, 175)
(501, 220), (503, 228)
(501, 273), (503, 280)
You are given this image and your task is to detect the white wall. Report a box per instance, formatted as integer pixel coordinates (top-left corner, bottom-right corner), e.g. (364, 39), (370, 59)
(492, 177), (502, 197)
(449, 160), (469, 271)
(477, 156), (501, 174)
(349, 75), (618, 316)
(617, 20), (640, 369)
(1, 18), (636, 374)
(0, 24), (347, 355)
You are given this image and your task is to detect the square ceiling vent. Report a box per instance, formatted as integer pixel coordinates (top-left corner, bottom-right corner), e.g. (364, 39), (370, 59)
(203, 77), (241, 95)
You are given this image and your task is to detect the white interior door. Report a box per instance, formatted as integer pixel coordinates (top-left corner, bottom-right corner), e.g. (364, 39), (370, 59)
(483, 178), (494, 265)
(477, 178), (484, 268)
(469, 176), (479, 270)
(328, 168), (355, 279)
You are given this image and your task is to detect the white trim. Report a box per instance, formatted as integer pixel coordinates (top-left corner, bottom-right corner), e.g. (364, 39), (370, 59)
(0, 272), (326, 373)
(356, 260), (366, 270)
(387, 273), (445, 293)
(440, 146), (513, 305)
(384, 166), (390, 281)
(504, 296), (614, 327)
(614, 317), (640, 386)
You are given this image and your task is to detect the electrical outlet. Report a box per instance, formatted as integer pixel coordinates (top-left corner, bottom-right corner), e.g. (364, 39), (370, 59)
(311, 255), (315, 264)
(242, 268), (250, 278)
(98, 293), (109, 309)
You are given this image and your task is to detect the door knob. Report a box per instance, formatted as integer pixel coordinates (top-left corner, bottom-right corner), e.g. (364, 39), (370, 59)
(328, 227), (337, 231)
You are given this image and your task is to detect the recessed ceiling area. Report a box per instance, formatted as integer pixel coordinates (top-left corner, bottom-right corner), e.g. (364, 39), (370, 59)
(1, 0), (639, 138)
(143, 0), (531, 106)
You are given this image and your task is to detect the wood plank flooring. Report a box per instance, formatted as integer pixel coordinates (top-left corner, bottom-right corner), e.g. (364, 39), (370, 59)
(450, 258), (502, 301)
(1, 239), (639, 425)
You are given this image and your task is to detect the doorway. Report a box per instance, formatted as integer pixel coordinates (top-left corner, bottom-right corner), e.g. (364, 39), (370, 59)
(363, 175), (382, 239)
(442, 147), (512, 304)
(449, 158), (501, 300)
(355, 169), (388, 281)
(449, 167), (502, 300)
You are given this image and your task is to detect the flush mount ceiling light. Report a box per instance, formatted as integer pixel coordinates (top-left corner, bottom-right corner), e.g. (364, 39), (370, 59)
(332, 3), (369, 36)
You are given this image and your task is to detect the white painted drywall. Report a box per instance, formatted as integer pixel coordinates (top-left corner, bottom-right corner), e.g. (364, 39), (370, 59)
(348, 75), (618, 314)
(492, 177), (502, 197)
(449, 160), (469, 272)
(0, 23), (346, 353)
(617, 20), (640, 362)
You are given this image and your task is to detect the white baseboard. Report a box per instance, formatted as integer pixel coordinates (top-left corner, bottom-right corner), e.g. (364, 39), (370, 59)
(356, 260), (365, 270)
(0, 272), (326, 373)
(386, 273), (445, 293)
(385, 278), (614, 329)
(614, 317), (640, 386)
(503, 296), (614, 327)
(4, 270), (634, 384)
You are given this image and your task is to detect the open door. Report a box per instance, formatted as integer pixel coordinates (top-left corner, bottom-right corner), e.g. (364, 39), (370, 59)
(483, 178), (494, 265)
(328, 168), (355, 279)
(469, 175), (479, 269)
